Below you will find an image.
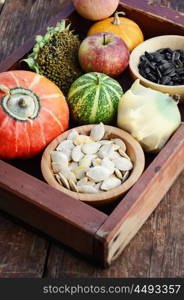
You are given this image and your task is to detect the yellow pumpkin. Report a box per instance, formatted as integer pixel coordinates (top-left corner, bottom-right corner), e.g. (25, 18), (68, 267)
(87, 12), (144, 52)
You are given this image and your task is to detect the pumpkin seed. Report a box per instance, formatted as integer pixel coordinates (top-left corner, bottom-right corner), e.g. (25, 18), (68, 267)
(56, 139), (74, 152)
(114, 168), (123, 180)
(78, 185), (97, 194)
(69, 179), (78, 192)
(55, 174), (63, 186)
(71, 145), (84, 162)
(101, 158), (115, 175)
(90, 122), (105, 141)
(77, 177), (88, 186)
(73, 135), (94, 145)
(50, 151), (68, 165)
(72, 166), (89, 180)
(51, 162), (68, 174)
(111, 138), (126, 152)
(101, 176), (122, 191)
(67, 129), (79, 140)
(98, 143), (114, 159)
(122, 170), (130, 182)
(118, 148), (131, 160)
(113, 157), (133, 171)
(86, 166), (110, 182)
(58, 172), (70, 189)
(69, 161), (78, 171)
(92, 157), (102, 167)
(50, 123), (133, 194)
(82, 142), (101, 155)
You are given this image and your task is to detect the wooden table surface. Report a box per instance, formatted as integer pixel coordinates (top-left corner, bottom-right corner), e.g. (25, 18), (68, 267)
(0, 0), (184, 278)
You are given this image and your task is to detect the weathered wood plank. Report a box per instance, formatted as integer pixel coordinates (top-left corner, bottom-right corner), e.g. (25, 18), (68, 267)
(0, 213), (48, 278)
(43, 173), (184, 278)
(149, 0), (184, 12)
(0, 0), (184, 278)
(0, 0), (72, 278)
(0, 0), (71, 61)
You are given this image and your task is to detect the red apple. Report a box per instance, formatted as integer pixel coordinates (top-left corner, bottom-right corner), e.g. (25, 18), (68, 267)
(78, 32), (130, 77)
(72, 0), (119, 21)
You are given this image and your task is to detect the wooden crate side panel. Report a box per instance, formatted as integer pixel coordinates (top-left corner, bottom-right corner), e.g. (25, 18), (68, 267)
(119, 1), (184, 40)
(0, 159), (107, 258)
(94, 124), (184, 265)
(0, 3), (75, 73)
(120, 0), (184, 26)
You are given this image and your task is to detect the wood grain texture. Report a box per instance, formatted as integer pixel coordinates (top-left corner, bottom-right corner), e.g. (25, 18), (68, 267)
(0, 0), (184, 278)
(0, 0), (72, 279)
(0, 213), (48, 278)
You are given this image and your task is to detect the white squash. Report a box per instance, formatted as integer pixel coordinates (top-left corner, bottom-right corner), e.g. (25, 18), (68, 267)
(117, 80), (181, 152)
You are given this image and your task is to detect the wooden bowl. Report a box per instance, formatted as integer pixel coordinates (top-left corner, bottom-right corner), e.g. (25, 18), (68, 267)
(129, 35), (184, 100)
(41, 125), (145, 206)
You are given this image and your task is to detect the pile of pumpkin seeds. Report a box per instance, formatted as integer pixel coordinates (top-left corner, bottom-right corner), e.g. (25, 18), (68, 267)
(50, 123), (133, 194)
(138, 48), (184, 85)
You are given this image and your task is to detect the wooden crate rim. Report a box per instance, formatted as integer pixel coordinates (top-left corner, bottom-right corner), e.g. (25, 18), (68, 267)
(0, 0), (184, 266)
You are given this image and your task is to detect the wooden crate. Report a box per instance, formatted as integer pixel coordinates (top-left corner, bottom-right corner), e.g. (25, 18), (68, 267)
(0, 0), (184, 267)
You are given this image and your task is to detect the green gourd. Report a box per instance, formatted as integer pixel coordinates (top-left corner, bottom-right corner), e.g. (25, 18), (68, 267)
(68, 72), (124, 124)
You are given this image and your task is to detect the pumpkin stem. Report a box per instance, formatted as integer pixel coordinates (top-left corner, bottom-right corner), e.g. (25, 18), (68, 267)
(18, 98), (29, 108)
(1, 87), (40, 122)
(173, 94), (181, 104)
(112, 11), (126, 25)
(96, 74), (101, 85)
(103, 34), (106, 45)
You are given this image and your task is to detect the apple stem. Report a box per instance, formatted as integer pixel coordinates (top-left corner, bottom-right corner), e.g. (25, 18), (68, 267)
(112, 11), (126, 25)
(96, 74), (101, 85)
(103, 34), (106, 45)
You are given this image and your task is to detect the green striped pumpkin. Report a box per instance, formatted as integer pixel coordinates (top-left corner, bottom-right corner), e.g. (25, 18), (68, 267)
(67, 72), (123, 124)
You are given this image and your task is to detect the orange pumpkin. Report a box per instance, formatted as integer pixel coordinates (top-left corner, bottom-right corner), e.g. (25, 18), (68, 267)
(0, 71), (69, 160)
(87, 12), (144, 52)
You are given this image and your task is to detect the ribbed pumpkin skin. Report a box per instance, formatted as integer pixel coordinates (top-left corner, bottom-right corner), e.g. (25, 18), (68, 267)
(67, 72), (123, 124)
(0, 71), (69, 159)
(87, 17), (144, 52)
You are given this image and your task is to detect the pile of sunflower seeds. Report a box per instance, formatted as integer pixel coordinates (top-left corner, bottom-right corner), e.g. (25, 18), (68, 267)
(50, 123), (133, 194)
(138, 48), (184, 85)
